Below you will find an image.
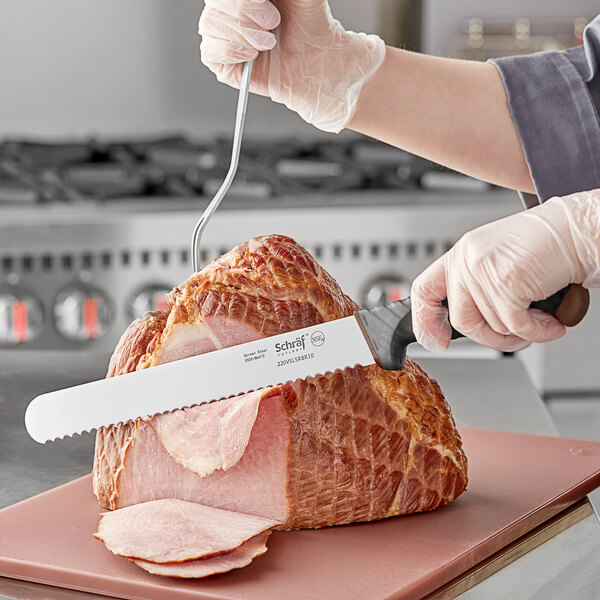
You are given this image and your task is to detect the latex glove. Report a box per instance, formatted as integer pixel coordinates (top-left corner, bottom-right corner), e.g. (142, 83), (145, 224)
(411, 190), (600, 353)
(198, 0), (386, 133)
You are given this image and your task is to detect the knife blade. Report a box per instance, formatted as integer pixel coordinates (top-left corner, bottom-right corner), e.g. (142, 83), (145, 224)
(24, 285), (588, 444)
(25, 317), (373, 444)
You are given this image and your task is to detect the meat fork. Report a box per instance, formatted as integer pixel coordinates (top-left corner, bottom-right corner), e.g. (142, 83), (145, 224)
(191, 60), (254, 272)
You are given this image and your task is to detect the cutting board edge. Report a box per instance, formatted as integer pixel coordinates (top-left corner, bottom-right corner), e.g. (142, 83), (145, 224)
(0, 556), (219, 600)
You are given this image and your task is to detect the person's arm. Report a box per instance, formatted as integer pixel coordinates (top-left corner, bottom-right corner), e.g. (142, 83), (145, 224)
(198, 2), (599, 201)
(198, 0), (534, 192)
(349, 48), (535, 194)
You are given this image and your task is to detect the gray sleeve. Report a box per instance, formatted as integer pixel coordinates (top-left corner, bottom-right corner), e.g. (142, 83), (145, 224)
(489, 15), (600, 203)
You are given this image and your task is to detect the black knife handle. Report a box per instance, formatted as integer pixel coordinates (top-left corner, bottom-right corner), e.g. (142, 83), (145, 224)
(355, 284), (589, 372)
(354, 297), (417, 372)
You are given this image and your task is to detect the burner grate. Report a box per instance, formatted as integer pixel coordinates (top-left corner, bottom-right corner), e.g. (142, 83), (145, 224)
(0, 135), (490, 206)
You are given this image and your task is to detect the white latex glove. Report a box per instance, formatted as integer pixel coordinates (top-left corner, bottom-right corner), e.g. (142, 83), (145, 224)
(198, 0), (386, 133)
(411, 189), (600, 353)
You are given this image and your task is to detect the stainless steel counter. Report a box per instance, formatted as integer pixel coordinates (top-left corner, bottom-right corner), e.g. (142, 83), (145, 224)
(0, 353), (599, 599)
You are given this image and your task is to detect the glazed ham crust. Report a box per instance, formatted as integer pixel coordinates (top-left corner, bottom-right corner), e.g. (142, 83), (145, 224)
(107, 311), (168, 378)
(94, 235), (468, 529)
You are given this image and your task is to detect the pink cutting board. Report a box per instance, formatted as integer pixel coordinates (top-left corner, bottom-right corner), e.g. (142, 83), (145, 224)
(1, 427), (600, 600)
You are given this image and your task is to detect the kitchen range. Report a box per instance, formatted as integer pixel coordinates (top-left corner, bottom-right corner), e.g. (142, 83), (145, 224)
(0, 134), (518, 354)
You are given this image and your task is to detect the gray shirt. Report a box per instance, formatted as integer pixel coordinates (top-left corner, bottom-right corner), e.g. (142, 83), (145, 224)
(490, 15), (600, 205)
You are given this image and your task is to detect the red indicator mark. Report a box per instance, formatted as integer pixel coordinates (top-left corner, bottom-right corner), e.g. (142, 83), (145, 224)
(12, 301), (28, 343)
(83, 298), (99, 339)
(388, 285), (407, 303)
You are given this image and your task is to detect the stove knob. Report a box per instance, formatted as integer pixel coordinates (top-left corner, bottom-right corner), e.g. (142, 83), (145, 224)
(0, 293), (44, 344)
(53, 288), (113, 341)
(363, 277), (410, 308)
(128, 284), (172, 319)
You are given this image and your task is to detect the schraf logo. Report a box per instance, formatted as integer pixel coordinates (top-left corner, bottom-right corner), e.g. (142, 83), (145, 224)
(274, 334), (307, 354)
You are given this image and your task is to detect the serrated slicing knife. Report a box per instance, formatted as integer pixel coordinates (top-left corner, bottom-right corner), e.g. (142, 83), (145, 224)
(24, 287), (589, 444)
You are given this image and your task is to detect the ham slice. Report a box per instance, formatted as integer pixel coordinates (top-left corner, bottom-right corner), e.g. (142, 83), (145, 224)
(94, 235), (468, 530)
(94, 499), (279, 563)
(151, 392), (263, 478)
(129, 532), (270, 578)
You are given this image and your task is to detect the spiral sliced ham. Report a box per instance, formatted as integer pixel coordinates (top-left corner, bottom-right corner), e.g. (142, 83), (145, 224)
(94, 235), (468, 531)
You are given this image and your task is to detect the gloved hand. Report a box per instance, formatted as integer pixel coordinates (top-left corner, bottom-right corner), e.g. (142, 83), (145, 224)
(411, 189), (600, 353)
(198, 0), (386, 133)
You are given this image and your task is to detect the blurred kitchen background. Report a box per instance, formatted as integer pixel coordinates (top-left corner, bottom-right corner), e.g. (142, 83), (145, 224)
(1, 0), (599, 439)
